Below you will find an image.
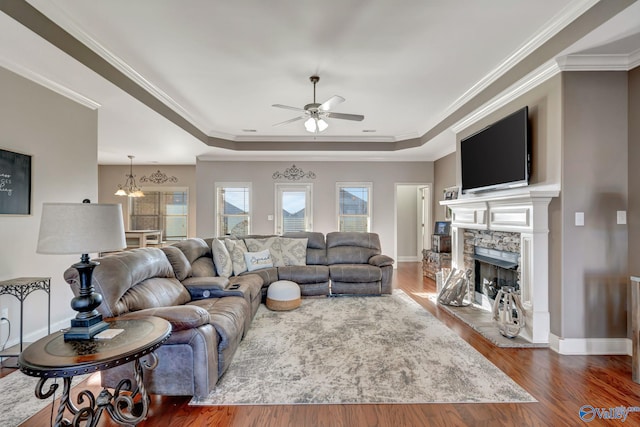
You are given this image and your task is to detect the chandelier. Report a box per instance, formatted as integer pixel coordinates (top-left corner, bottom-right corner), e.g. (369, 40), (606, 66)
(114, 155), (144, 197)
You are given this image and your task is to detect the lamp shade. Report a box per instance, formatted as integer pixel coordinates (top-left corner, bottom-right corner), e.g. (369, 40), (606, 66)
(37, 203), (126, 254)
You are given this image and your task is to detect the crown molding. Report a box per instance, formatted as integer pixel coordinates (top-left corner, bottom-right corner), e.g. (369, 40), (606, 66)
(451, 60), (561, 133)
(232, 134), (396, 143)
(556, 52), (639, 70)
(0, 58), (101, 109)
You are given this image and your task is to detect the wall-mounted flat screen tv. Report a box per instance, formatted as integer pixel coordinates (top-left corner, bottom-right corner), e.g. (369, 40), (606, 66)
(460, 106), (530, 194)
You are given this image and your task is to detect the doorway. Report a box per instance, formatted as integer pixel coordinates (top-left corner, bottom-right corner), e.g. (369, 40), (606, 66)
(395, 183), (431, 262)
(274, 183), (313, 234)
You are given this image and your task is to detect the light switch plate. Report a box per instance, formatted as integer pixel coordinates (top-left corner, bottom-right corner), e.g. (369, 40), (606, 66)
(575, 212), (584, 226)
(617, 210), (627, 225)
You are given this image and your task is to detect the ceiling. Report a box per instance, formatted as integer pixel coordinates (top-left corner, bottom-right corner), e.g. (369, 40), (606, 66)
(1, 0), (639, 164)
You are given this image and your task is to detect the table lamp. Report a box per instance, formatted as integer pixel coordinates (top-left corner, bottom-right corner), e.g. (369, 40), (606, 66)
(37, 202), (126, 340)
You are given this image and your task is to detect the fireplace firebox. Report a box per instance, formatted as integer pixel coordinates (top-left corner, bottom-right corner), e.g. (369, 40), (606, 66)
(473, 246), (519, 309)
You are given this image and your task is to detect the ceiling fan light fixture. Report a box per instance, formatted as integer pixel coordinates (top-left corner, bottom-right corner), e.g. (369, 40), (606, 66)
(304, 117), (317, 133)
(317, 118), (328, 132)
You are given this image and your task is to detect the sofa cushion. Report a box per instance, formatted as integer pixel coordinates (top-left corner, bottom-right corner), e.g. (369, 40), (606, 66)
(326, 232), (381, 265)
(119, 305), (210, 331)
(188, 296), (250, 377)
(119, 276), (192, 314)
(172, 238), (211, 264)
(277, 265), (330, 284)
(64, 248), (190, 318)
(210, 238), (233, 277)
(244, 237), (286, 267)
(283, 232), (326, 265)
(238, 267), (277, 287)
(162, 246), (192, 281)
(225, 238), (248, 275)
(279, 237), (308, 266)
(191, 256), (217, 277)
(329, 264), (382, 283)
(244, 249), (273, 271)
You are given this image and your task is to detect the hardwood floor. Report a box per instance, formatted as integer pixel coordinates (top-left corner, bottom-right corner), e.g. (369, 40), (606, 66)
(10, 262), (640, 426)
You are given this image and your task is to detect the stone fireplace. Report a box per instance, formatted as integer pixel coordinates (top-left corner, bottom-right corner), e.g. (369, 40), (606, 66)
(441, 188), (559, 344)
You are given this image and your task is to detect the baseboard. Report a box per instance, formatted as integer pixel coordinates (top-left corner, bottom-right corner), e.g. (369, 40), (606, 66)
(0, 317), (72, 355)
(549, 334), (631, 355)
(398, 256), (421, 262)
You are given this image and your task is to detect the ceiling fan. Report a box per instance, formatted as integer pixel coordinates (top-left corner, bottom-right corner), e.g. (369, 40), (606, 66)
(272, 75), (364, 133)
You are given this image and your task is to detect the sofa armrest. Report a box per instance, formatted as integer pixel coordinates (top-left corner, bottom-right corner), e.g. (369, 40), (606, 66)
(118, 305), (210, 331)
(369, 254), (394, 267)
(182, 276), (231, 300)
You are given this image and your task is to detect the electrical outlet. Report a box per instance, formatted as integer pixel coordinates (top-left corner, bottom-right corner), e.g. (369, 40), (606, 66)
(1, 308), (7, 319)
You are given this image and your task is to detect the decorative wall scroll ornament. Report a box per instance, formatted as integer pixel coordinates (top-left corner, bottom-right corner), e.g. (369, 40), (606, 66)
(140, 170), (179, 185)
(272, 164), (316, 181)
(492, 286), (526, 338)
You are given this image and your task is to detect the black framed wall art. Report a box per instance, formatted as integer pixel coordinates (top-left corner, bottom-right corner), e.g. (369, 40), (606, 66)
(0, 148), (32, 215)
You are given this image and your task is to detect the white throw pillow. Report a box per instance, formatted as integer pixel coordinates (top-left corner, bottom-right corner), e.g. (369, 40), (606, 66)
(243, 249), (274, 272)
(224, 238), (248, 276)
(210, 238), (233, 278)
(279, 237), (308, 266)
(244, 237), (286, 267)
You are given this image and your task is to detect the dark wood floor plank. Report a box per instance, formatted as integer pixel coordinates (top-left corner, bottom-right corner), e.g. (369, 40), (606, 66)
(13, 262), (640, 426)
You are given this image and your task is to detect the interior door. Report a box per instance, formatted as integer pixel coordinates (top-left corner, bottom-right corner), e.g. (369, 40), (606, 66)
(275, 183), (313, 234)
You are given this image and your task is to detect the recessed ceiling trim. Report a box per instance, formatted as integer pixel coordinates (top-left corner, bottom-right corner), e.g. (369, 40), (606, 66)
(0, 57), (101, 109)
(232, 135), (395, 143)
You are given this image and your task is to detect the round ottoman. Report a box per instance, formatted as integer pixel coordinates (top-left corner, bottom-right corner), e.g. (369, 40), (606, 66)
(266, 280), (301, 311)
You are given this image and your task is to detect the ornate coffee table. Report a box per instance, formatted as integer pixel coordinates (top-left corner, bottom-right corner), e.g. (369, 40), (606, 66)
(19, 317), (171, 426)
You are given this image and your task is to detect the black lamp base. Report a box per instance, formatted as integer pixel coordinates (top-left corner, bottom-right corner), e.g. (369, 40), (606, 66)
(64, 314), (110, 341)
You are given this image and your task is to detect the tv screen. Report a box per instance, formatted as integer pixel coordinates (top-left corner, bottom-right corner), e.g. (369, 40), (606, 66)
(460, 106), (530, 194)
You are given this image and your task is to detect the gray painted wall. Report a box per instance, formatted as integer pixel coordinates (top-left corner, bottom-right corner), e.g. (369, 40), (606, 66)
(433, 152), (456, 222)
(561, 71), (629, 339)
(196, 161), (433, 261)
(0, 66), (98, 344)
(629, 66), (640, 280)
(99, 164), (197, 237)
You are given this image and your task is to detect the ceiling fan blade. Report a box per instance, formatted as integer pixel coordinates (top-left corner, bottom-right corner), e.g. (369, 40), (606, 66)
(272, 104), (306, 112)
(273, 116), (306, 127)
(325, 112), (364, 121)
(319, 95), (345, 111)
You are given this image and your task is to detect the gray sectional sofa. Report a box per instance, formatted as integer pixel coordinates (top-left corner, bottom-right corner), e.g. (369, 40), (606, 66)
(64, 231), (393, 398)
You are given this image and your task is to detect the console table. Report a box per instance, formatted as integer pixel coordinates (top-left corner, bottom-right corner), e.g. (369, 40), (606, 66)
(19, 317), (171, 427)
(0, 277), (51, 362)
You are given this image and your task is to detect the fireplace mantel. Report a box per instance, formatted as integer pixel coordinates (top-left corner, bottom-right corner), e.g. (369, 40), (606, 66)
(441, 187), (559, 344)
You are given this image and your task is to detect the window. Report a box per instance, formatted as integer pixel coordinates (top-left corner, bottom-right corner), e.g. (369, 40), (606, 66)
(337, 183), (372, 232)
(130, 188), (188, 241)
(275, 183), (313, 234)
(216, 183), (251, 236)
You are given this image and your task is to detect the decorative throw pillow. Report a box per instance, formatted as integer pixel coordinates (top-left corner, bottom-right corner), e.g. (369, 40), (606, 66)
(224, 238), (248, 276)
(243, 249), (274, 272)
(210, 238), (233, 278)
(279, 237), (308, 266)
(244, 237), (286, 267)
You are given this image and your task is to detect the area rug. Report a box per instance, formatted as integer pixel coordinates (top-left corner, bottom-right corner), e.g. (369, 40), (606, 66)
(190, 290), (535, 406)
(0, 370), (91, 426)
